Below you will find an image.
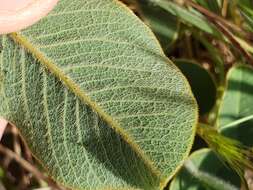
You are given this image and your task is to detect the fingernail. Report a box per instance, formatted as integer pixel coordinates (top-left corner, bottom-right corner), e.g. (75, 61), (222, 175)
(0, 0), (59, 34)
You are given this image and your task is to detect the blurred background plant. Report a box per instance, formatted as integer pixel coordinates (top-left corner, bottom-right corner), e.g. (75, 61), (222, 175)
(2, 0), (253, 189)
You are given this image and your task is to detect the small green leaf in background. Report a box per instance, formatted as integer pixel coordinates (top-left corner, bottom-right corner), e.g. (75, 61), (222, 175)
(218, 65), (253, 146)
(238, 0), (253, 9)
(0, 167), (6, 190)
(148, 0), (220, 38)
(238, 4), (253, 32)
(194, 0), (221, 14)
(169, 149), (240, 190)
(175, 59), (216, 115)
(0, 167), (3, 178)
(0, 0), (198, 189)
(138, 0), (179, 52)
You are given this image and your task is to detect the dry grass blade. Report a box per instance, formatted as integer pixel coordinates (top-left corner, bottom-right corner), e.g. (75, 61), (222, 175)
(184, 0), (253, 66)
(184, 0), (253, 40)
(0, 144), (64, 190)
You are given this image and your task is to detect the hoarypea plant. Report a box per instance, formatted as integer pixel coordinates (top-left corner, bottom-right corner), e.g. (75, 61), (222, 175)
(0, 0), (197, 189)
(1, 0), (253, 190)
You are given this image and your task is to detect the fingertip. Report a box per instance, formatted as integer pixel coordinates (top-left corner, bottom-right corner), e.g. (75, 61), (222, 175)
(0, 118), (8, 141)
(0, 0), (59, 34)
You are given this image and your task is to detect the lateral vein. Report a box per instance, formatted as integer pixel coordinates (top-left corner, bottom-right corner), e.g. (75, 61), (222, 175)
(9, 32), (162, 180)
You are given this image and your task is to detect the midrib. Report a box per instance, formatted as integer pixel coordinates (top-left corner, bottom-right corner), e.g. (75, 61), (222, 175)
(8, 32), (162, 183)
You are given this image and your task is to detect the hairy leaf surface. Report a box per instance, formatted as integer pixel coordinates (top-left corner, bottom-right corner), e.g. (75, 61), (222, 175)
(0, 0), (198, 189)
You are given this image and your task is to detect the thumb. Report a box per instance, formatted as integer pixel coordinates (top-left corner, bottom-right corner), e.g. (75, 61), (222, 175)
(0, 0), (59, 34)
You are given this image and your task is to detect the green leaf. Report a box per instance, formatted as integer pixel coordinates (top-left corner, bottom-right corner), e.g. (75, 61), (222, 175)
(0, 167), (4, 178)
(194, 0), (221, 14)
(218, 65), (253, 146)
(238, 0), (253, 9)
(175, 59), (216, 115)
(169, 149), (240, 190)
(238, 4), (253, 32)
(148, 0), (220, 37)
(0, 0), (198, 189)
(138, 0), (179, 52)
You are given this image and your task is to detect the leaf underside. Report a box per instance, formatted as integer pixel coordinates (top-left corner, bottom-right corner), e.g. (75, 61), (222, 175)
(0, 0), (198, 189)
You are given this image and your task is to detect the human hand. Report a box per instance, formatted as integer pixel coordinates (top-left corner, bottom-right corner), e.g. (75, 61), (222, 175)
(0, 0), (58, 34)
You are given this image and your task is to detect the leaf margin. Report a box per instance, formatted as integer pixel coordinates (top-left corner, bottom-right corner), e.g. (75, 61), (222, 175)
(2, 0), (199, 189)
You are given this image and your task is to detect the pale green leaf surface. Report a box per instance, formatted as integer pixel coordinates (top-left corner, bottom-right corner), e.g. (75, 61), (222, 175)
(218, 65), (253, 146)
(0, 0), (197, 189)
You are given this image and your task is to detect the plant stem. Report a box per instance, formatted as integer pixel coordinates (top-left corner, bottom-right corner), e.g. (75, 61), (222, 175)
(184, 0), (253, 65)
(213, 21), (253, 65)
(0, 144), (64, 190)
(184, 0), (253, 40)
(221, 0), (228, 17)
